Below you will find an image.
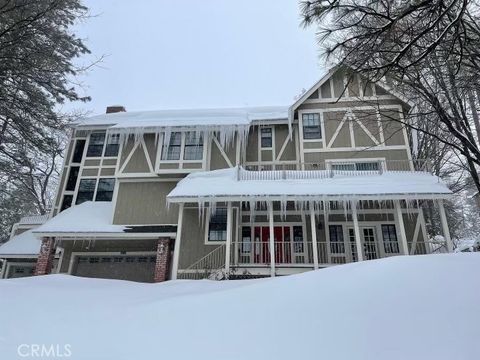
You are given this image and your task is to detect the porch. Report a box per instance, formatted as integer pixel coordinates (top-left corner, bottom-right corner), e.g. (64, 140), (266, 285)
(168, 166), (453, 280)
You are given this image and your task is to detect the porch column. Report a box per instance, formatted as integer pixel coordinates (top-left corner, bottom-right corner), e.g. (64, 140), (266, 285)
(225, 202), (233, 277)
(394, 200), (409, 255)
(0, 259), (6, 279)
(268, 202), (275, 277)
(171, 203), (184, 280)
(437, 199), (453, 252)
(351, 202), (364, 261)
(309, 203), (319, 270)
(154, 237), (171, 283)
(34, 237), (55, 276)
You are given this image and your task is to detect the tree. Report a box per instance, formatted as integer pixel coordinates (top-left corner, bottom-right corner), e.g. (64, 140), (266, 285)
(0, 0), (92, 241)
(301, 0), (480, 193)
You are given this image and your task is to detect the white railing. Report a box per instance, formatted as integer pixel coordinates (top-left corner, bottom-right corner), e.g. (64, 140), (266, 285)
(241, 159), (432, 180)
(177, 245), (226, 280)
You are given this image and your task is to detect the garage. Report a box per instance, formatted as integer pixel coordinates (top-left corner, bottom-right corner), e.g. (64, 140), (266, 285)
(72, 254), (157, 283)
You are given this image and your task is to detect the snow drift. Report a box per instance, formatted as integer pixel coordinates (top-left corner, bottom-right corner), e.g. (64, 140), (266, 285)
(0, 254), (478, 360)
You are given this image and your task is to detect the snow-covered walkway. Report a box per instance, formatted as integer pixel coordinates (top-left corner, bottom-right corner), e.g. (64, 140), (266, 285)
(0, 254), (478, 360)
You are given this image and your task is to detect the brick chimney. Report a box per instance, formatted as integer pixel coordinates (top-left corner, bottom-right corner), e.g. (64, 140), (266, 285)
(106, 105), (126, 114)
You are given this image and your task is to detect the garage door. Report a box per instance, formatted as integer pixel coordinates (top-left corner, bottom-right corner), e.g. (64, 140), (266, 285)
(72, 255), (156, 283)
(7, 264), (35, 279)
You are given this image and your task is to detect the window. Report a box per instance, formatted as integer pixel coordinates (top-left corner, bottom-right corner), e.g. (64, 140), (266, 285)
(260, 128), (273, 148)
(382, 225), (399, 253)
(95, 178), (115, 201)
(61, 195), (73, 212)
(241, 227), (252, 253)
(76, 179), (97, 204)
(86, 133), (105, 157)
(89, 257), (99, 264)
(302, 113), (322, 139)
(208, 208), (228, 242)
(72, 140), (86, 163)
(161, 132), (182, 160)
(331, 161), (379, 171)
(293, 226), (304, 252)
(183, 132), (204, 160)
(65, 166), (80, 191)
(329, 225), (345, 253)
(104, 134), (120, 157)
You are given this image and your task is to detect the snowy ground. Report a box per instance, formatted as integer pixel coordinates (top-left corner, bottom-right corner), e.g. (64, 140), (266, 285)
(0, 254), (478, 360)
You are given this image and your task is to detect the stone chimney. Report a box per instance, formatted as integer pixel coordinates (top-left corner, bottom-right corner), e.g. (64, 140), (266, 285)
(106, 105), (126, 114)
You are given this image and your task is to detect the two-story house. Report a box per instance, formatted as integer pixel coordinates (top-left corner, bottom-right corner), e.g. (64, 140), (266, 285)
(0, 66), (453, 281)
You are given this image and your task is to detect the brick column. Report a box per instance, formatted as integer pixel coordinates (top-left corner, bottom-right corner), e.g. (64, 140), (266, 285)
(154, 238), (171, 283)
(34, 237), (55, 276)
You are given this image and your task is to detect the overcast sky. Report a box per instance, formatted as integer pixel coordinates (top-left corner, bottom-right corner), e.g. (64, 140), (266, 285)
(72, 0), (323, 115)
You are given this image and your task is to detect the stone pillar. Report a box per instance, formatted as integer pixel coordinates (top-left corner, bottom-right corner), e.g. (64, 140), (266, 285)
(154, 238), (171, 283)
(34, 237), (55, 276)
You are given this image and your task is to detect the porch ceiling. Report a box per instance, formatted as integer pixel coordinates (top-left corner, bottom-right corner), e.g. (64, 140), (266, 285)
(167, 167), (452, 203)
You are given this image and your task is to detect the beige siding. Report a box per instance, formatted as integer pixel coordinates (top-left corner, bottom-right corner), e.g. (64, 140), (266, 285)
(113, 181), (178, 224)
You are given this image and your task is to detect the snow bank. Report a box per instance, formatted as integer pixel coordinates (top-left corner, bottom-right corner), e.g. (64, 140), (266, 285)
(0, 254), (478, 360)
(167, 166), (452, 202)
(33, 202), (125, 235)
(0, 230), (41, 256)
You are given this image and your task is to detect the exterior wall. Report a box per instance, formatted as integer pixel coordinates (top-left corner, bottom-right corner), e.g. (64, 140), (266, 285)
(113, 181), (178, 225)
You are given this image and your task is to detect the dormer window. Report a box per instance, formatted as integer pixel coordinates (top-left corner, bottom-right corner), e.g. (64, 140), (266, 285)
(302, 113), (322, 140)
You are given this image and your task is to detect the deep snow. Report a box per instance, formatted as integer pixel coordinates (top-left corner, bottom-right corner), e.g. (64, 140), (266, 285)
(0, 254), (478, 360)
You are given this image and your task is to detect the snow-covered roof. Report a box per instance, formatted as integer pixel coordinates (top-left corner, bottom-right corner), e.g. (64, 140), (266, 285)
(33, 202), (126, 236)
(0, 229), (41, 256)
(167, 167), (452, 202)
(76, 106), (289, 129)
(17, 214), (49, 225)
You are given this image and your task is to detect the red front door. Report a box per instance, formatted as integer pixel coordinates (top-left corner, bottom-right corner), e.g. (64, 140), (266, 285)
(254, 226), (290, 264)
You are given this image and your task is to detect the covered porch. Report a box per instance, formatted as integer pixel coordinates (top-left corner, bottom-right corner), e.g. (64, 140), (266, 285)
(168, 167), (453, 279)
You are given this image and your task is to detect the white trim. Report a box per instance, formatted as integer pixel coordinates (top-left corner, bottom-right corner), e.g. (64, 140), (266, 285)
(268, 202), (275, 277)
(171, 203), (184, 280)
(225, 202), (233, 274)
(394, 200), (409, 255)
(327, 112), (349, 148)
(212, 136), (234, 168)
(4, 261), (36, 278)
(437, 199), (453, 252)
(32, 232), (176, 239)
(351, 202), (364, 261)
(310, 204), (319, 269)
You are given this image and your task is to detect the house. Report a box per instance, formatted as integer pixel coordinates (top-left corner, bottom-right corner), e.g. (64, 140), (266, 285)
(1, 66), (453, 282)
(0, 214), (49, 278)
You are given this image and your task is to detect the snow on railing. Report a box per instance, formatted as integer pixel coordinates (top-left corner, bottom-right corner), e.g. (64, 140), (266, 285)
(240, 159), (432, 181)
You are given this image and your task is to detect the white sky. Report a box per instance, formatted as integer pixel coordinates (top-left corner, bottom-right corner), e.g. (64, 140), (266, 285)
(72, 0), (323, 115)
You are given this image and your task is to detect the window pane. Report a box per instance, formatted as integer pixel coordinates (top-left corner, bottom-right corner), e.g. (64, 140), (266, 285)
(65, 166), (80, 191)
(356, 162), (379, 171)
(86, 133), (105, 157)
(329, 225), (345, 253)
(184, 132), (204, 160)
(293, 226), (304, 252)
(76, 179), (97, 204)
(104, 134), (120, 157)
(61, 195), (73, 212)
(302, 113), (322, 139)
(382, 224), (399, 253)
(208, 208), (228, 242)
(260, 128), (272, 148)
(72, 140), (86, 163)
(95, 178), (115, 201)
(162, 132), (181, 160)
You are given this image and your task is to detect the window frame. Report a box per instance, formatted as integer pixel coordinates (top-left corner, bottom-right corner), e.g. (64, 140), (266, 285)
(75, 178), (97, 205)
(204, 207), (232, 244)
(161, 132), (183, 161)
(327, 158), (385, 172)
(94, 178), (116, 202)
(183, 132), (204, 161)
(104, 133), (120, 157)
(260, 127), (273, 148)
(86, 132), (106, 158)
(382, 224), (400, 254)
(301, 113), (322, 140)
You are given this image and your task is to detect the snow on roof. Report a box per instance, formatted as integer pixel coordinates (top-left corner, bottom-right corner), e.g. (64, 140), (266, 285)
(33, 202), (125, 235)
(0, 254), (478, 359)
(167, 167), (452, 202)
(0, 229), (41, 256)
(17, 214), (49, 225)
(76, 106), (289, 129)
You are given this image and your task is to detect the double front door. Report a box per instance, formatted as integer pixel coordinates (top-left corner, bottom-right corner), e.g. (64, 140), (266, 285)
(239, 225), (305, 264)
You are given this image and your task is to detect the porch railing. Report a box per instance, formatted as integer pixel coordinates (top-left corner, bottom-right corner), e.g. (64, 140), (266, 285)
(177, 244), (226, 280)
(242, 159), (432, 178)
